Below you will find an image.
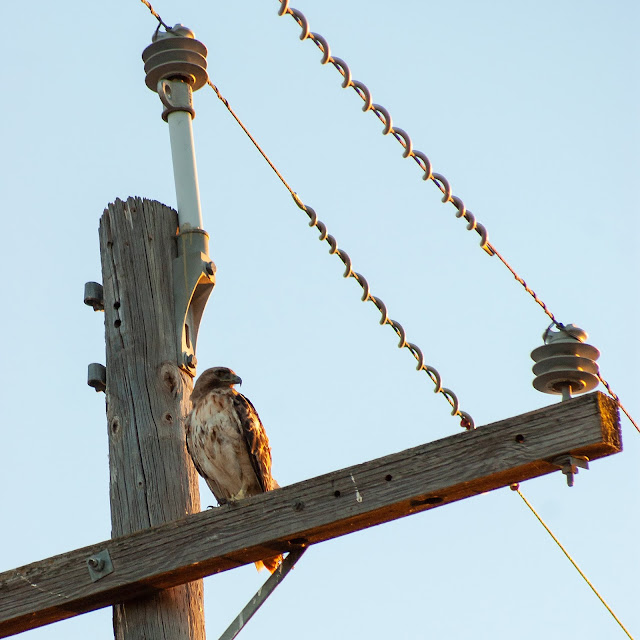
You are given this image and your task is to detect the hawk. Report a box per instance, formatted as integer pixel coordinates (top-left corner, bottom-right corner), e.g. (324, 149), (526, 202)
(185, 366), (282, 573)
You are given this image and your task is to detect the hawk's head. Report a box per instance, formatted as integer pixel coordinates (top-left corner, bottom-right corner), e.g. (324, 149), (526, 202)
(191, 367), (242, 404)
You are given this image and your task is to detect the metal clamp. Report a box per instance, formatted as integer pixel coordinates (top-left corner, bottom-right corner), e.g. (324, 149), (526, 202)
(174, 229), (215, 376)
(549, 454), (589, 487)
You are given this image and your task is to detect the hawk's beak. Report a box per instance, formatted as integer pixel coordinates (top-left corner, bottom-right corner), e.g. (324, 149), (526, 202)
(231, 374), (242, 386)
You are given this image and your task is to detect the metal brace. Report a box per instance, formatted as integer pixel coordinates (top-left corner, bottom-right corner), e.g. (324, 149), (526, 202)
(86, 549), (114, 582)
(174, 229), (215, 376)
(549, 454), (589, 487)
(218, 547), (307, 640)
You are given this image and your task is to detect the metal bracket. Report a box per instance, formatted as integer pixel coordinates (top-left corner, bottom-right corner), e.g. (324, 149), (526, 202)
(174, 228), (215, 376)
(87, 363), (107, 393)
(86, 549), (114, 582)
(549, 454), (589, 487)
(84, 282), (104, 311)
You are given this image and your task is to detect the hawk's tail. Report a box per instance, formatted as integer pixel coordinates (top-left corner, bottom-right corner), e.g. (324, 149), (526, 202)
(255, 554), (283, 574)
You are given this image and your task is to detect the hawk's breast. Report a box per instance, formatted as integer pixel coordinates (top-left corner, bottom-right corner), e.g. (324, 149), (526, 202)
(186, 389), (264, 502)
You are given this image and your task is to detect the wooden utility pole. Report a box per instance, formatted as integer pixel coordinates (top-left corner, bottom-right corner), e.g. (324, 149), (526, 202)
(100, 197), (205, 640)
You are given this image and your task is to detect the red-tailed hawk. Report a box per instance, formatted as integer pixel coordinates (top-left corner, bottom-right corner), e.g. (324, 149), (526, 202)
(185, 366), (282, 573)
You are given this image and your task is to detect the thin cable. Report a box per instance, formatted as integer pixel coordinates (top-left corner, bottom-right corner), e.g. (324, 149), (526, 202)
(207, 81), (295, 198)
(512, 485), (634, 639)
(275, 1), (638, 434)
(139, 0), (172, 31)
(207, 80), (474, 430)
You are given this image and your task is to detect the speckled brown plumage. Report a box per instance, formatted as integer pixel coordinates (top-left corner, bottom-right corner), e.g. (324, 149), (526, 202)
(185, 367), (281, 573)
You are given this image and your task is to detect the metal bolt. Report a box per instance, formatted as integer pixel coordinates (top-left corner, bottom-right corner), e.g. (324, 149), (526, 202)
(549, 454), (589, 487)
(205, 261), (215, 276)
(86, 549), (114, 582)
(184, 353), (197, 369)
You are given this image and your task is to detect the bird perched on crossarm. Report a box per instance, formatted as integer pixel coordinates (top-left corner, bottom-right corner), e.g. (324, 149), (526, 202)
(185, 366), (282, 573)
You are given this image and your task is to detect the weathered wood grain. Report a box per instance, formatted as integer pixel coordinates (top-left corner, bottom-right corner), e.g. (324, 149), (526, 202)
(0, 392), (620, 637)
(99, 197), (205, 640)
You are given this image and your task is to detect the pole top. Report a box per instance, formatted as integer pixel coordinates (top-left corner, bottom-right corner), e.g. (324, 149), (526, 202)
(142, 24), (208, 91)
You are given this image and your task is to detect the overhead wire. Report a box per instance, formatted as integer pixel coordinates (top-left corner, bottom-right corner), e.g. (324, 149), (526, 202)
(275, 0), (638, 435)
(208, 78), (474, 430)
(139, 0), (172, 31)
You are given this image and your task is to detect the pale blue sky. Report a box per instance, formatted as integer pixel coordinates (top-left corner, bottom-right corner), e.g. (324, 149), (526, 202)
(1, 1), (638, 639)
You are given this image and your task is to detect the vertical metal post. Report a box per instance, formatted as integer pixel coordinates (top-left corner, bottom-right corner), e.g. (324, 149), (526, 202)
(166, 106), (204, 230)
(142, 25), (215, 376)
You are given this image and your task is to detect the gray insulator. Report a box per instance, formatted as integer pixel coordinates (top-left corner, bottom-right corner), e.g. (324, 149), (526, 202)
(530, 324), (600, 396)
(142, 25), (208, 91)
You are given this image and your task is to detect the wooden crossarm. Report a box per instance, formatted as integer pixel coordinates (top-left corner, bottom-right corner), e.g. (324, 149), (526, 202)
(0, 392), (621, 638)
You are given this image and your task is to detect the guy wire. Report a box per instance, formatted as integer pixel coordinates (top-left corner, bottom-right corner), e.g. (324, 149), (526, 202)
(513, 485), (634, 639)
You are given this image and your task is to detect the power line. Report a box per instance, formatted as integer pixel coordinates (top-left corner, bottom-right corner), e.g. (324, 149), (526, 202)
(206, 76), (635, 635)
(136, 0), (637, 436)
(139, 0), (172, 31)
(208, 78), (475, 430)
(275, 0), (638, 435)
(513, 485), (634, 639)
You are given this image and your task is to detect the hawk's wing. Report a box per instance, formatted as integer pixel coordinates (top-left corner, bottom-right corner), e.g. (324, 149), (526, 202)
(232, 392), (274, 493)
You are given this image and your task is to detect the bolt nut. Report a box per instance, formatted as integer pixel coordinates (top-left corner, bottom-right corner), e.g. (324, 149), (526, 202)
(205, 261), (215, 276)
(184, 353), (197, 369)
(87, 556), (105, 571)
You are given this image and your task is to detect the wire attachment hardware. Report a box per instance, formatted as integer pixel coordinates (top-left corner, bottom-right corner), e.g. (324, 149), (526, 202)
(530, 324), (600, 401)
(548, 454), (589, 487)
